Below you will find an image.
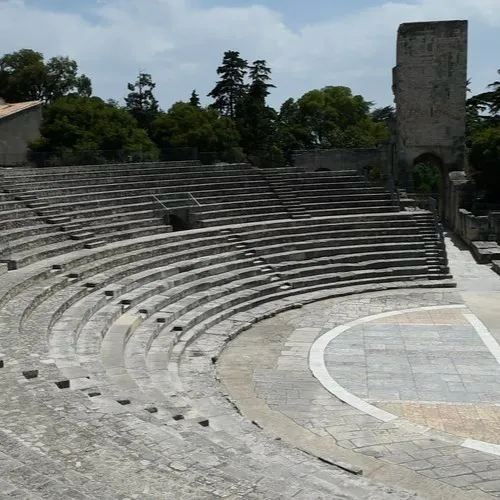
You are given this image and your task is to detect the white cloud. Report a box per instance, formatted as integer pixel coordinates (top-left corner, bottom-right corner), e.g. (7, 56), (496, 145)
(0, 0), (499, 109)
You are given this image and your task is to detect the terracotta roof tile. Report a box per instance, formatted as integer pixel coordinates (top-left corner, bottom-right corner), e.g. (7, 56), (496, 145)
(0, 101), (42, 119)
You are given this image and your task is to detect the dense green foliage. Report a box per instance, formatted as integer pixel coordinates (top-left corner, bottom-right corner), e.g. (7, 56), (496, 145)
(0, 48), (394, 167)
(28, 95), (158, 165)
(151, 102), (240, 155)
(412, 163), (440, 194)
(0, 49), (91, 103)
(0, 46), (499, 197)
(467, 69), (500, 203)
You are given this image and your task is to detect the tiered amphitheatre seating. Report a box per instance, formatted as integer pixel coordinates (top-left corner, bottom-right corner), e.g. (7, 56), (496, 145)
(259, 167), (399, 219)
(0, 161), (287, 268)
(0, 161), (454, 498)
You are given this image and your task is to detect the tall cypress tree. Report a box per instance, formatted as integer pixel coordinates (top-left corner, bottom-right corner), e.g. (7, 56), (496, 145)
(237, 59), (277, 160)
(208, 51), (248, 118)
(189, 89), (200, 107)
(125, 72), (159, 131)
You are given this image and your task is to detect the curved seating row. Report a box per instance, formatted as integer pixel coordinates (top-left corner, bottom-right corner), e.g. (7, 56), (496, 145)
(0, 162), (418, 269)
(0, 162), (289, 268)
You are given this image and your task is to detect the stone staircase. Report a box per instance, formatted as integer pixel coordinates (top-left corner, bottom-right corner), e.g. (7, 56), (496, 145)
(412, 211), (449, 277)
(259, 167), (312, 219)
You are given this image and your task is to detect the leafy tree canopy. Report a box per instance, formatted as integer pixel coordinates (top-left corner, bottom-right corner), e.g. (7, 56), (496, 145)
(29, 95), (158, 164)
(151, 101), (240, 154)
(468, 125), (500, 202)
(279, 86), (389, 150)
(371, 105), (395, 123)
(0, 49), (92, 104)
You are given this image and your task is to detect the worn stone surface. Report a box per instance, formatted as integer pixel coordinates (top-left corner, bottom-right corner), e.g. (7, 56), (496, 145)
(218, 236), (500, 499)
(218, 288), (500, 499)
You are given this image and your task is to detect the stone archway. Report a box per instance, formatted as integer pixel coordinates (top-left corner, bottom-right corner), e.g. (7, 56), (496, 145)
(412, 152), (445, 219)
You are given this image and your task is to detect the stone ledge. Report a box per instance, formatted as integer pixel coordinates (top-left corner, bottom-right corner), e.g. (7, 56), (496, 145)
(471, 241), (500, 264)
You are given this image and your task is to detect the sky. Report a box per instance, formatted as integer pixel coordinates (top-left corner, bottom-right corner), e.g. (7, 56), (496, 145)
(0, 0), (499, 110)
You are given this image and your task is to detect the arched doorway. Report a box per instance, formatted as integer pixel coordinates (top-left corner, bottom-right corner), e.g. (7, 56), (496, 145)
(411, 153), (444, 219)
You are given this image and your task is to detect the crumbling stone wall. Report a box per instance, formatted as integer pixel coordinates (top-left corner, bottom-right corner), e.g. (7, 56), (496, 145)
(292, 148), (390, 174)
(393, 20), (468, 196)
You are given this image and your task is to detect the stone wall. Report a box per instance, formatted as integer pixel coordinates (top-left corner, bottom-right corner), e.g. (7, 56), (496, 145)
(393, 20), (468, 188)
(0, 105), (42, 165)
(292, 147), (391, 175)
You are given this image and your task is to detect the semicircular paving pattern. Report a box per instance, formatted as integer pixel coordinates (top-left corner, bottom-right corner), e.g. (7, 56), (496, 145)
(315, 306), (500, 447)
(218, 288), (500, 499)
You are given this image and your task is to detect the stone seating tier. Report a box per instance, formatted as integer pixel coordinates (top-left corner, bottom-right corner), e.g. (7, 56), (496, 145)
(1, 162), (405, 269)
(0, 159), (201, 177)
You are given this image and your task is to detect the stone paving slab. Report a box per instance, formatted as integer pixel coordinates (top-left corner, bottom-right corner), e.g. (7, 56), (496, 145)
(218, 289), (500, 499)
(324, 309), (500, 405)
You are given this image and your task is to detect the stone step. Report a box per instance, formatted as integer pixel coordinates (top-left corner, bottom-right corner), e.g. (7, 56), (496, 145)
(60, 223), (83, 232)
(84, 240), (107, 249)
(290, 214), (311, 219)
(46, 215), (72, 224)
(26, 201), (49, 209)
(38, 208), (60, 217)
(14, 193), (37, 202)
(70, 231), (95, 241)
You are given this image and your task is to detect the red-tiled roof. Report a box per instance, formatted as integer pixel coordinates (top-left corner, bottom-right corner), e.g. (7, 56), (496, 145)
(0, 101), (42, 119)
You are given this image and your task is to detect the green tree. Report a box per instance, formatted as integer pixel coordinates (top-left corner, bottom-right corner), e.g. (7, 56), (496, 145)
(279, 86), (389, 151)
(469, 125), (500, 202)
(472, 69), (500, 116)
(371, 105), (395, 123)
(208, 50), (248, 118)
(412, 162), (440, 194)
(276, 98), (311, 156)
(125, 72), (159, 131)
(28, 95), (158, 165)
(236, 60), (280, 165)
(247, 60), (275, 99)
(189, 89), (200, 107)
(0, 49), (92, 103)
(151, 101), (240, 154)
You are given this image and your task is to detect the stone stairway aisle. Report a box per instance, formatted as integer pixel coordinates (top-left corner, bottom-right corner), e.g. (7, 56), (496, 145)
(1, 177), (108, 251)
(0, 172), (10, 275)
(259, 168), (311, 219)
(412, 211), (450, 278)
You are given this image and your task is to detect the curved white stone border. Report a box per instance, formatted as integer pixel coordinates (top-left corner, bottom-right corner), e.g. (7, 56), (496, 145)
(309, 304), (500, 457)
(464, 313), (500, 365)
(309, 304), (467, 421)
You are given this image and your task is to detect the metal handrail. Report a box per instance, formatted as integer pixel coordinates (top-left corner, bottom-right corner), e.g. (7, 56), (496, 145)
(188, 192), (202, 208)
(152, 194), (169, 211)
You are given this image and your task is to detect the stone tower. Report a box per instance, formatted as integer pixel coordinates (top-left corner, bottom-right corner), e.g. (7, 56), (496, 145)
(392, 20), (468, 190)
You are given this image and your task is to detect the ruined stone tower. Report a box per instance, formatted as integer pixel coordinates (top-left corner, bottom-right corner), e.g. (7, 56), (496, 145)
(393, 20), (468, 192)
